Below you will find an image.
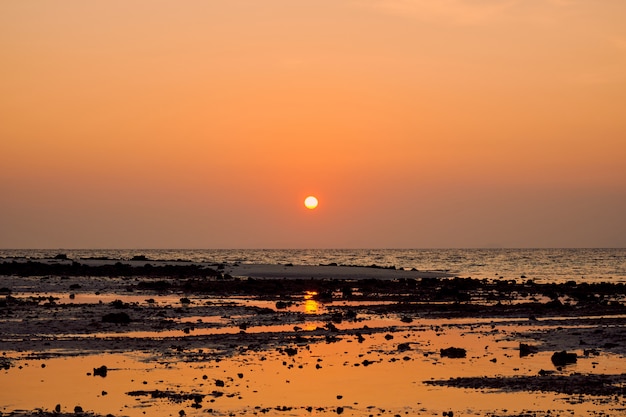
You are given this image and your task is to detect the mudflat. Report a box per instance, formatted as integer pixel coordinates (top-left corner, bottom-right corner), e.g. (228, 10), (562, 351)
(1, 259), (626, 417)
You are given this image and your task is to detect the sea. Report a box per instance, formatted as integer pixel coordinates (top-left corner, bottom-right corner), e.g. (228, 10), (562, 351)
(1, 248), (625, 284)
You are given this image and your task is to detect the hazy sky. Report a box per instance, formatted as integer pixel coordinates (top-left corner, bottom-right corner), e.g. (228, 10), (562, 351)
(1, 1), (625, 249)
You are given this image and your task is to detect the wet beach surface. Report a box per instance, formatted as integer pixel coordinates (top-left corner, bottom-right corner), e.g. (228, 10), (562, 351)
(1, 259), (626, 416)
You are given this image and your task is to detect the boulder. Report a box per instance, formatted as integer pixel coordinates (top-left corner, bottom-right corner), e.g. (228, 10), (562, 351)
(551, 350), (577, 367)
(440, 347), (467, 358)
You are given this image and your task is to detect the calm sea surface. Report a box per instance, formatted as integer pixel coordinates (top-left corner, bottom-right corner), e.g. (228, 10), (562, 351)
(1, 248), (625, 284)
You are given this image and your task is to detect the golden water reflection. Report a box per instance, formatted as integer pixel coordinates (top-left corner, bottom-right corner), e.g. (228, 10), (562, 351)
(304, 291), (320, 314)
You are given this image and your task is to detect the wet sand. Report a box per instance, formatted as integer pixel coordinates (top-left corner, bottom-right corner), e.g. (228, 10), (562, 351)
(1, 259), (626, 416)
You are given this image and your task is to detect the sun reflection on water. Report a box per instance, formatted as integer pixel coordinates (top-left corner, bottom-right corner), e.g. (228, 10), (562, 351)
(304, 291), (320, 314)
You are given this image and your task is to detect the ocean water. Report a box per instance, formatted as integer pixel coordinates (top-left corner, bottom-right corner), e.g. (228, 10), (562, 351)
(1, 248), (625, 284)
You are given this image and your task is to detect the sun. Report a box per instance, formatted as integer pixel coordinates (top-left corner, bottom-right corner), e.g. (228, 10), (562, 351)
(304, 196), (319, 210)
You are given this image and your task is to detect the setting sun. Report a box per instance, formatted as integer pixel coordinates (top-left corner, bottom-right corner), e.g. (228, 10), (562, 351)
(304, 196), (319, 210)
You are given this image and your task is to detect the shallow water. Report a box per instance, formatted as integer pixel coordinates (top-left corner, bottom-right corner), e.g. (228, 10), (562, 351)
(2, 322), (625, 417)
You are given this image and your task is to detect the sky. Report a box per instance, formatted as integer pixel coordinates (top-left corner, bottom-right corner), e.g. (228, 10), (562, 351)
(1, 0), (625, 249)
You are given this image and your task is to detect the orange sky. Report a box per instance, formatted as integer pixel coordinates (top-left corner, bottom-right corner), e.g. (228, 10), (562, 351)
(1, 1), (625, 248)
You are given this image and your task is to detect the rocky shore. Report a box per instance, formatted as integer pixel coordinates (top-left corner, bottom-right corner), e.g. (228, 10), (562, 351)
(1, 259), (626, 416)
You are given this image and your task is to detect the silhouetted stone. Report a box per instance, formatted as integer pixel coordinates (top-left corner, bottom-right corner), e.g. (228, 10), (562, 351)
(440, 347), (467, 358)
(74, 406), (83, 413)
(93, 365), (108, 377)
(519, 343), (538, 357)
(55, 404), (61, 413)
(551, 350), (577, 366)
(397, 343), (411, 352)
(284, 347), (298, 356)
(54, 254), (68, 260)
(102, 312), (131, 324)
(331, 312), (343, 323)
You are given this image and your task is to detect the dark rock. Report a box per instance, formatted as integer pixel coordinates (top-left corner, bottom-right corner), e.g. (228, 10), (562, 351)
(331, 312), (343, 323)
(538, 369), (555, 376)
(326, 322), (338, 332)
(397, 343), (411, 352)
(215, 379), (225, 387)
(102, 312), (131, 324)
(74, 406), (83, 413)
(284, 347), (298, 356)
(55, 404), (61, 413)
(551, 350), (577, 367)
(110, 299), (127, 309)
(54, 254), (69, 260)
(519, 343), (538, 357)
(93, 365), (108, 377)
(440, 347), (466, 358)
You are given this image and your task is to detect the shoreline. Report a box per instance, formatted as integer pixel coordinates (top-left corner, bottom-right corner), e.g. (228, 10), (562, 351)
(1, 260), (626, 416)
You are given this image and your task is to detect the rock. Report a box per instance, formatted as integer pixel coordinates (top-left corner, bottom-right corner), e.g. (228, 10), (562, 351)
(55, 404), (61, 413)
(326, 322), (338, 332)
(74, 406), (83, 413)
(102, 312), (131, 324)
(336, 406), (344, 415)
(551, 350), (577, 367)
(215, 379), (225, 387)
(93, 365), (108, 377)
(397, 343), (411, 352)
(519, 343), (538, 357)
(331, 312), (343, 323)
(284, 347), (298, 356)
(440, 347), (466, 358)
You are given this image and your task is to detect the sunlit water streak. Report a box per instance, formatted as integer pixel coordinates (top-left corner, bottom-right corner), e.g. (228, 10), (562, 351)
(1, 248), (625, 283)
